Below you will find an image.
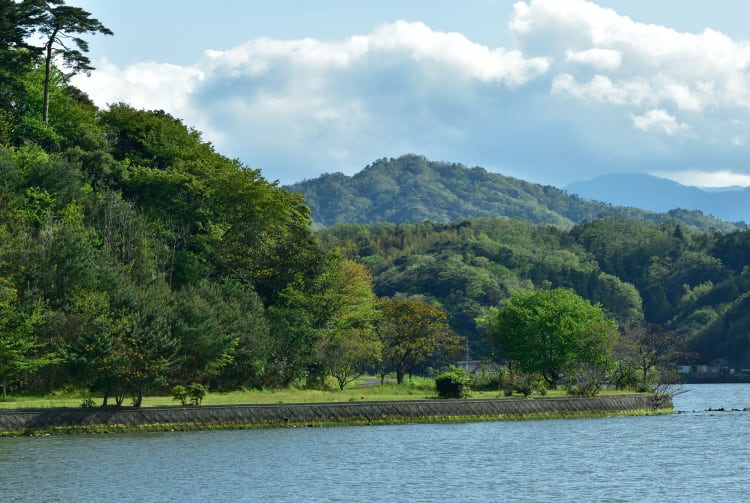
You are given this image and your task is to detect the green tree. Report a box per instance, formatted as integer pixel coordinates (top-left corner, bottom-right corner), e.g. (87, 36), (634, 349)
(170, 280), (243, 386)
(0, 0), (41, 139)
(61, 288), (128, 406)
(34, 0), (112, 127)
(375, 298), (463, 384)
(313, 259), (380, 390)
(119, 284), (178, 407)
(317, 330), (379, 391)
(489, 288), (618, 389)
(0, 282), (54, 396)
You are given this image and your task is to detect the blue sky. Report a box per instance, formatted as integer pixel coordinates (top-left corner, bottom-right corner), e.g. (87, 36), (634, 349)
(71, 0), (750, 188)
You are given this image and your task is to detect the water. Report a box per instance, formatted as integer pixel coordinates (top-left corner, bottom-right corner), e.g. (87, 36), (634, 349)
(2, 384), (749, 502)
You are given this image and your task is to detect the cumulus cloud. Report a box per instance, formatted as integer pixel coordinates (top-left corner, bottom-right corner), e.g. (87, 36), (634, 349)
(512, 0), (750, 112)
(565, 48), (622, 70)
(72, 1), (750, 187)
(631, 109), (688, 135)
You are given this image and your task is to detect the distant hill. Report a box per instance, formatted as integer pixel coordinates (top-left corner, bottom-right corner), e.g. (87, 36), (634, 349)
(286, 154), (739, 231)
(565, 173), (749, 224)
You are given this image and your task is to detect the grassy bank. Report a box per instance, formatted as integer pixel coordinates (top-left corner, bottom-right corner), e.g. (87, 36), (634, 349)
(0, 376), (640, 410)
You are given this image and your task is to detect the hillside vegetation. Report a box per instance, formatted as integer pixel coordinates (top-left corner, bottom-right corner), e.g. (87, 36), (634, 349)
(287, 154), (739, 232)
(318, 217), (750, 370)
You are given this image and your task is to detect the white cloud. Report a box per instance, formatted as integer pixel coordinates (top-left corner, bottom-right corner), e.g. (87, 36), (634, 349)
(631, 109), (688, 136)
(70, 1), (750, 188)
(73, 21), (551, 183)
(565, 48), (622, 70)
(513, 0), (750, 111)
(653, 169), (750, 188)
(75, 58), (204, 116)
(552, 74), (652, 106)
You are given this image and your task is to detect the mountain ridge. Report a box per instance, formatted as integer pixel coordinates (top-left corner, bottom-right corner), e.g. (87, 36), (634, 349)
(285, 154), (740, 231)
(565, 173), (749, 224)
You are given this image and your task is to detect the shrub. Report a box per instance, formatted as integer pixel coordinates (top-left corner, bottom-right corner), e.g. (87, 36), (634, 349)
(188, 383), (207, 405)
(435, 367), (471, 399)
(470, 368), (501, 391)
(513, 372), (536, 397)
(565, 366), (607, 397)
(79, 397), (96, 408)
(171, 385), (189, 406)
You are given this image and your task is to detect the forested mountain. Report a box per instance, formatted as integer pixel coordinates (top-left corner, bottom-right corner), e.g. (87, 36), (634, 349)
(286, 155), (739, 232)
(566, 173), (750, 224)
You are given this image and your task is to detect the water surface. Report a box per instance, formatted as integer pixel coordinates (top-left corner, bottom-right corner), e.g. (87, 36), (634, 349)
(3, 384), (748, 502)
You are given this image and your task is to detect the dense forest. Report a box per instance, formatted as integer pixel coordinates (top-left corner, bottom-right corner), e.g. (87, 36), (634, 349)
(318, 217), (750, 370)
(1, 0), (466, 404)
(2, 1), (750, 405)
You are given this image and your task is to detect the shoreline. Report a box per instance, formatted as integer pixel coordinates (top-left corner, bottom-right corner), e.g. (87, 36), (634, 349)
(0, 394), (672, 436)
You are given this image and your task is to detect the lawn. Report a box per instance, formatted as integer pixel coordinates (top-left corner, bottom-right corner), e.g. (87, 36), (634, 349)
(0, 376), (635, 409)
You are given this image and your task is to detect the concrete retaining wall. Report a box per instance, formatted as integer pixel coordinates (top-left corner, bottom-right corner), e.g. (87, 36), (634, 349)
(0, 394), (671, 434)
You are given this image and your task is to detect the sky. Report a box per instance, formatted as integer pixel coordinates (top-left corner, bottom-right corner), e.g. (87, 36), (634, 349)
(68, 0), (750, 188)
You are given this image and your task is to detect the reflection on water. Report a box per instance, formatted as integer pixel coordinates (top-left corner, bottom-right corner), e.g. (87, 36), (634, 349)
(2, 384), (749, 502)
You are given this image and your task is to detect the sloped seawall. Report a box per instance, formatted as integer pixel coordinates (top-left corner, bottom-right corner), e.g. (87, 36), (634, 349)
(0, 394), (671, 435)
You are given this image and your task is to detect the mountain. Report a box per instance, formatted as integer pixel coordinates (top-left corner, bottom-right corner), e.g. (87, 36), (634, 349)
(286, 154), (739, 231)
(565, 173), (749, 224)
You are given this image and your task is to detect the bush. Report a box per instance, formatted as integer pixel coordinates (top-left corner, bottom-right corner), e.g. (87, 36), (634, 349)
(188, 383), (207, 405)
(171, 385), (189, 406)
(565, 366), (607, 397)
(79, 397), (96, 408)
(470, 368), (501, 391)
(435, 367), (471, 399)
(172, 383), (208, 405)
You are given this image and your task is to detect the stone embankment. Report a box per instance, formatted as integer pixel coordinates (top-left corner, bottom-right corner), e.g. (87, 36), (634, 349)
(0, 394), (671, 435)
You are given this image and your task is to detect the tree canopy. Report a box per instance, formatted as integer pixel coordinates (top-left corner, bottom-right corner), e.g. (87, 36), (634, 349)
(488, 288), (618, 389)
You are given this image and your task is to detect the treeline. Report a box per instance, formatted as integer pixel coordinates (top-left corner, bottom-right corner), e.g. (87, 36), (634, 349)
(318, 218), (750, 369)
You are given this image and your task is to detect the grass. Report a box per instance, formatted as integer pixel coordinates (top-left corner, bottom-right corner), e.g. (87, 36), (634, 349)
(0, 376), (641, 410)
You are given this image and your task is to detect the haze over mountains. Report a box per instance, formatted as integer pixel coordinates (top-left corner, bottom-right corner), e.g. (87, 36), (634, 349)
(286, 155), (742, 230)
(565, 174), (749, 224)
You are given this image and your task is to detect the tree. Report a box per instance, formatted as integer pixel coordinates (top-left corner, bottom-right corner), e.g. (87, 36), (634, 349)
(119, 284), (178, 407)
(34, 1), (112, 127)
(170, 281), (243, 386)
(0, 0), (42, 136)
(489, 288), (618, 389)
(621, 322), (683, 391)
(375, 298), (463, 384)
(313, 259), (380, 390)
(61, 289), (128, 406)
(0, 282), (55, 396)
(317, 330), (379, 391)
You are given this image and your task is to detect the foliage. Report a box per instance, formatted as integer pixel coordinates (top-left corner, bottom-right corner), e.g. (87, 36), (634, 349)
(171, 383), (206, 405)
(288, 154), (737, 232)
(79, 396), (95, 408)
(34, 0), (113, 127)
(435, 366), (471, 398)
(0, 282), (56, 392)
(187, 383), (207, 405)
(375, 298), (464, 384)
(489, 289), (619, 389)
(171, 385), (188, 406)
